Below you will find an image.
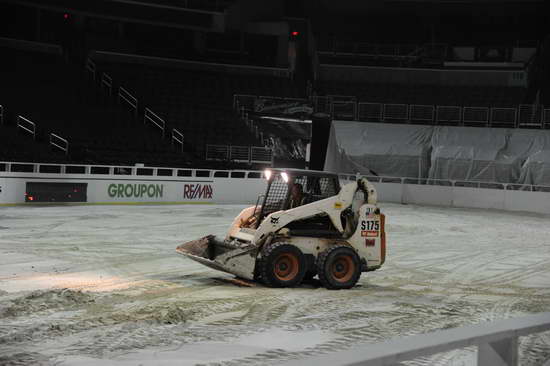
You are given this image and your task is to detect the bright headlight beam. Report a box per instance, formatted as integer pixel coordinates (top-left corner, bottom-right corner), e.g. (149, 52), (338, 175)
(281, 172), (289, 183)
(264, 169), (272, 180)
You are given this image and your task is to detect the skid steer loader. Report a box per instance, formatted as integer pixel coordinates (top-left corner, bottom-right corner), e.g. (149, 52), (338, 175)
(176, 169), (386, 289)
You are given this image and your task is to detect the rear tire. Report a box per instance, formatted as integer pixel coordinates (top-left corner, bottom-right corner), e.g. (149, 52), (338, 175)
(259, 243), (306, 288)
(317, 245), (361, 290)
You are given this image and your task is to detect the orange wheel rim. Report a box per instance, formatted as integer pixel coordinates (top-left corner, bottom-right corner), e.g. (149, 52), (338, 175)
(331, 255), (355, 283)
(273, 253), (299, 281)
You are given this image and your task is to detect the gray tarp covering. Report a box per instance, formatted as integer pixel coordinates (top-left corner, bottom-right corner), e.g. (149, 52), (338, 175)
(504, 130), (550, 185)
(429, 127), (508, 182)
(324, 121), (550, 186)
(324, 121), (432, 178)
(515, 130), (550, 186)
(518, 150), (550, 186)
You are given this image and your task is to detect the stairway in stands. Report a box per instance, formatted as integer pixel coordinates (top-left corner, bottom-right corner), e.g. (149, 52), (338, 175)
(94, 58), (302, 159)
(0, 47), (194, 166)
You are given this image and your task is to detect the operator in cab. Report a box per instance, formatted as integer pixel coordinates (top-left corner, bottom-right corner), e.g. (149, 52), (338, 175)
(289, 183), (309, 208)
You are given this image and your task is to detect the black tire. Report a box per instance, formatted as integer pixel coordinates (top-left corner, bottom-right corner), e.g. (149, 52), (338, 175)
(259, 243), (306, 288)
(317, 245), (361, 290)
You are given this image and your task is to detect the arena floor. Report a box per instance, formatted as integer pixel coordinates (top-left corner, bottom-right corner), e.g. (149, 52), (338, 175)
(1, 203), (550, 365)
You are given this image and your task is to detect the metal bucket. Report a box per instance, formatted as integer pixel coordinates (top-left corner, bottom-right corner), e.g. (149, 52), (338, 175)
(176, 235), (258, 280)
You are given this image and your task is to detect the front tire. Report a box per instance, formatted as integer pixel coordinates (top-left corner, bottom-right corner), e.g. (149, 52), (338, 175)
(259, 243), (306, 288)
(317, 245), (361, 290)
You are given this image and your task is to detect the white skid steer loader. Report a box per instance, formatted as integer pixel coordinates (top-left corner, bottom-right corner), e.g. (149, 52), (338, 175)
(176, 169), (386, 289)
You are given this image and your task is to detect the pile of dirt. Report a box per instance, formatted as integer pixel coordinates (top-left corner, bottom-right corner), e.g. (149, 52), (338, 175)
(0, 351), (50, 366)
(0, 288), (95, 318)
(132, 304), (195, 325)
(153, 305), (194, 324)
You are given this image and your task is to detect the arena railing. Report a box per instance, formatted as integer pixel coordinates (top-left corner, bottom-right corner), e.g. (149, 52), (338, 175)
(518, 104), (543, 128)
(49, 133), (69, 156)
(16, 115), (36, 140)
(331, 101), (357, 120)
(491, 107), (517, 127)
(253, 96), (311, 115)
(143, 107), (166, 138)
(234, 94), (544, 129)
(435, 105), (462, 124)
(543, 107), (550, 129)
(205, 145), (273, 165)
(230, 145), (251, 163)
(117, 86), (138, 118)
(312, 96), (331, 114)
(357, 102), (383, 121)
(383, 103), (409, 121)
(282, 312), (550, 366)
(205, 144), (229, 161)
(101, 73), (113, 96)
(171, 128), (184, 153)
(0, 161), (267, 179)
(409, 104), (434, 122)
(85, 58), (96, 81)
(250, 146), (273, 164)
(463, 106), (490, 126)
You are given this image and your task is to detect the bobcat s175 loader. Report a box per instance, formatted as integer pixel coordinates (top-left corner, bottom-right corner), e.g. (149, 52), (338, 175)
(176, 169), (386, 289)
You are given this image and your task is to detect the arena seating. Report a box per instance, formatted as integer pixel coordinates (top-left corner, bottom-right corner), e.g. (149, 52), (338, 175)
(0, 40), (304, 167)
(0, 47), (195, 166)
(94, 58), (303, 158)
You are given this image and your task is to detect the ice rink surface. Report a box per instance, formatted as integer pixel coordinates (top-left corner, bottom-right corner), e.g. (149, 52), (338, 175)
(1, 203), (550, 365)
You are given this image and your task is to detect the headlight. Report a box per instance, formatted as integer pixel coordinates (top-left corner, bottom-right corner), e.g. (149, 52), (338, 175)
(264, 169), (272, 180)
(281, 172), (289, 183)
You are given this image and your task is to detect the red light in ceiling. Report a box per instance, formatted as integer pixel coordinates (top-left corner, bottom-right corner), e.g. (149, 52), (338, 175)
(28, 196), (34, 201)
(63, 13), (70, 20)
(291, 31), (299, 37)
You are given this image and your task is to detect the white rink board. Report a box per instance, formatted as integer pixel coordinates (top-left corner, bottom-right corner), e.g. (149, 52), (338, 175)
(371, 182), (550, 215)
(0, 174), (267, 205)
(2, 167), (550, 215)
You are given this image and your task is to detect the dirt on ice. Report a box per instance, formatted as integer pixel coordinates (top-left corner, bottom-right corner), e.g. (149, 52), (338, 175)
(0, 203), (549, 365)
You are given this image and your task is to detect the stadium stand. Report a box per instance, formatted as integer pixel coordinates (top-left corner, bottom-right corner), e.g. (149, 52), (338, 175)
(1, 0), (547, 170)
(0, 40), (301, 167)
(92, 54), (303, 159)
(0, 46), (195, 166)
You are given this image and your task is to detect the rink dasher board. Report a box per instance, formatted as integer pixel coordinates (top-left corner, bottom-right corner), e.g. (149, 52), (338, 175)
(375, 182), (550, 215)
(1, 173), (550, 215)
(0, 174), (267, 205)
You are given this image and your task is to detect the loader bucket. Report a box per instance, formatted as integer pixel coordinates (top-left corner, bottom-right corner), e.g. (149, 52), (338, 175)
(176, 235), (258, 280)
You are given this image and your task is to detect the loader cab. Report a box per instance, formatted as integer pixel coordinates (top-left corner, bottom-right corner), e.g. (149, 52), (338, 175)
(257, 169), (340, 224)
